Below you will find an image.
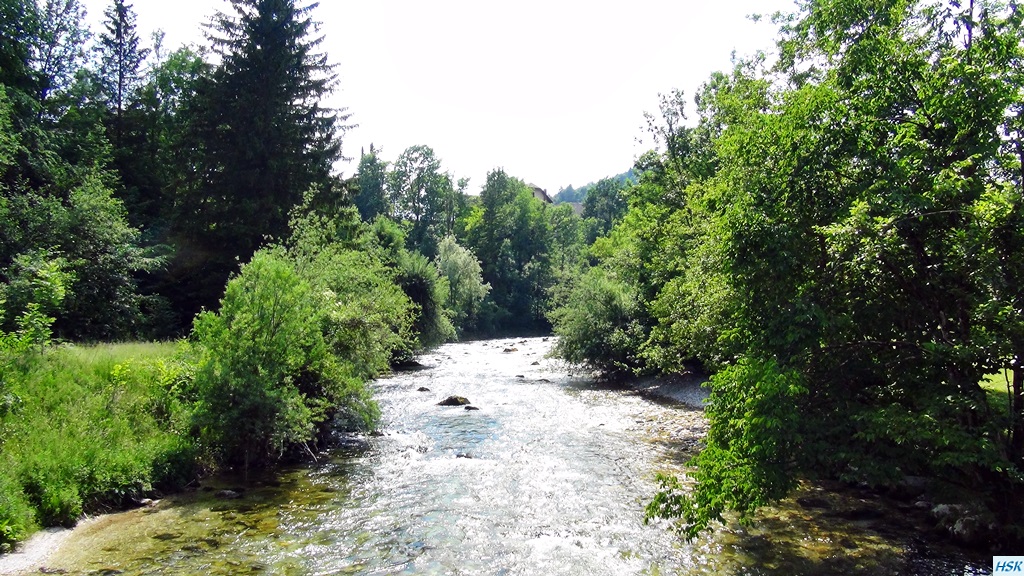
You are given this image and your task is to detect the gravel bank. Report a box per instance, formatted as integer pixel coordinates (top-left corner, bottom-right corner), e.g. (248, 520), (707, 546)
(628, 372), (710, 409)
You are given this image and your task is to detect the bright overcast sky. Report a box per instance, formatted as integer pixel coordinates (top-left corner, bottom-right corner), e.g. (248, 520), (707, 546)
(81, 0), (794, 194)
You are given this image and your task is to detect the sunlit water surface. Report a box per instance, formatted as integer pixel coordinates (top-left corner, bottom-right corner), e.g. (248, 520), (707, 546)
(23, 338), (989, 575)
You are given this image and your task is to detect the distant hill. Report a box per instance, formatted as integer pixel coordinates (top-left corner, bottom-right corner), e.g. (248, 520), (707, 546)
(554, 169), (636, 204)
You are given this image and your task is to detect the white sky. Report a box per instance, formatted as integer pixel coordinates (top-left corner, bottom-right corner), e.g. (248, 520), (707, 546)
(81, 0), (793, 194)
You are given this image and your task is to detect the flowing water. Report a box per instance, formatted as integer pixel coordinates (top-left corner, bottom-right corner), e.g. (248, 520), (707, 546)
(4, 338), (991, 575)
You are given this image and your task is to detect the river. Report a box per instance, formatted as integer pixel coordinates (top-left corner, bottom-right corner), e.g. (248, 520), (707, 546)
(0, 337), (991, 575)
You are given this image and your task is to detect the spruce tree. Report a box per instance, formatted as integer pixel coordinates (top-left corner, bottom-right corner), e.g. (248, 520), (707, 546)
(186, 0), (342, 256)
(95, 0), (158, 231)
(170, 0), (346, 315)
(96, 0), (148, 142)
(353, 144), (388, 222)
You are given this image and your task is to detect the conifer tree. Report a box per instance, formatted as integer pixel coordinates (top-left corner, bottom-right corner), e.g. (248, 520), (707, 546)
(175, 0), (346, 312)
(353, 144), (388, 222)
(96, 0), (148, 142)
(188, 0), (343, 252)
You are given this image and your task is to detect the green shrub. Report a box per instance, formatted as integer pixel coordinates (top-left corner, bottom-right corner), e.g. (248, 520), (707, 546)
(396, 250), (455, 349)
(0, 464), (34, 552)
(192, 247), (388, 472)
(435, 235), (490, 335)
(295, 243), (415, 381)
(193, 250), (323, 471)
(646, 357), (806, 539)
(550, 268), (647, 376)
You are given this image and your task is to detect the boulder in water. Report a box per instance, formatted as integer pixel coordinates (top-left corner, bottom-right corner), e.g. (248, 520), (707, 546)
(214, 489), (242, 500)
(465, 405), (480, 411)
(502, 347), (518, 353)
(930, 503), (996, 546)
(393, 359), (428, 371)
(437, 396), (471, 406)
(417, 387), (431, 392)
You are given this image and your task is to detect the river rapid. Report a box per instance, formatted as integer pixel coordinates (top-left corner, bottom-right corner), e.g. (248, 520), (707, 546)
(0, 337), (991, 575)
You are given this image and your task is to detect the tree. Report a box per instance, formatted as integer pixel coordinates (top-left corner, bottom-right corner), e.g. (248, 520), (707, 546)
(551, 267), (646, 376)
(29, 0), (89, 118)
(546, 202), (586, 275)
(0, 0), (40, 125)
(95, 0), (148, 146)
(582, 176), (628, 238)
(0, 3), (154, 341)
(435, 235), (489, 334)
(641, 0), (1024, 542)
(439, 176), (468, 239)
(353, 144), (388, 222)
(465, 169), (554, 331)
(553, 184), (581, 203)
(123, 45), (207, 234)
(178, 0), (346, 313)
(386, 145), (451, 256)
(395, 250), (454, 349)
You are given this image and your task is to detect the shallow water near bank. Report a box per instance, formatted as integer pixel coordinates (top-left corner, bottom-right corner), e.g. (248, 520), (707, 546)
(2, 337), (991, 575)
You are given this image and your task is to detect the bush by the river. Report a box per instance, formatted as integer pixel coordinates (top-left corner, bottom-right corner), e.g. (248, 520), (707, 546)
(191, 246), (404, 472)
(550, 268), (648, 377)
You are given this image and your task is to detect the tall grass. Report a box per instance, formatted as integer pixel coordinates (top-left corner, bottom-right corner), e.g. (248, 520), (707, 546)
(982, 370), (1013, 418)
(0, 342), (198, 551)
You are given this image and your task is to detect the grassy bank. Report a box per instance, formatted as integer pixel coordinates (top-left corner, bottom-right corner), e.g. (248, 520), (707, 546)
(0, 342), (198, 551)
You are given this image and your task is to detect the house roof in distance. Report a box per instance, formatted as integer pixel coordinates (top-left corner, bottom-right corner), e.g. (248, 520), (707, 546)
(527, 183), (552, 204)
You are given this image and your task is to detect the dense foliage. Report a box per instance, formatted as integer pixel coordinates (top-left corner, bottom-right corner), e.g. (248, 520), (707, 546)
(551, 0), (1024, 545)
(461, 170), (556, 332)
(435, 235), (490, 336)
(351, 151), (568, 336)
(0, 337), (197, 551)
(0, 202), (422, 549)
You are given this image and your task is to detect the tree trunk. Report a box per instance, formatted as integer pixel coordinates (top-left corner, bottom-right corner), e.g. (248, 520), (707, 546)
(1012, 359), (1024, 465)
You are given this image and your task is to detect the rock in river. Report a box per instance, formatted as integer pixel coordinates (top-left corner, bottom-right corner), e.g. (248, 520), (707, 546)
(464, 406), (480, 411)
(437, 396), (471, 406)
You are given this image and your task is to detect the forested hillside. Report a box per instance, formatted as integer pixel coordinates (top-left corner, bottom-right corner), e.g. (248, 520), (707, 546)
(553, 169), (635, 204)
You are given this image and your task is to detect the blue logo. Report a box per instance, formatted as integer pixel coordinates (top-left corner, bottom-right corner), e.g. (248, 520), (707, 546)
(995, 557), (1024, 573)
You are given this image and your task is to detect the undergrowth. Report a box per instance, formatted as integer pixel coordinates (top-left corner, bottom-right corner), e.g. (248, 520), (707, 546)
(0, 342), (198, 551)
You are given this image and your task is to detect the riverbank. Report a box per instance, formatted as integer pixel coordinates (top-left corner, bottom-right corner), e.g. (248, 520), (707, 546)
(626, 372), (710, 409)
(0, 528), (73, 575)
(0, 342), (198, 554)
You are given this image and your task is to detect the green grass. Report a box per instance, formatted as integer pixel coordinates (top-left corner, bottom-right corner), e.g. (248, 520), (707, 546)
(982, 369), (1013, 419)
(62, 341), (179, 363)
(0, 341), (199, 551)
